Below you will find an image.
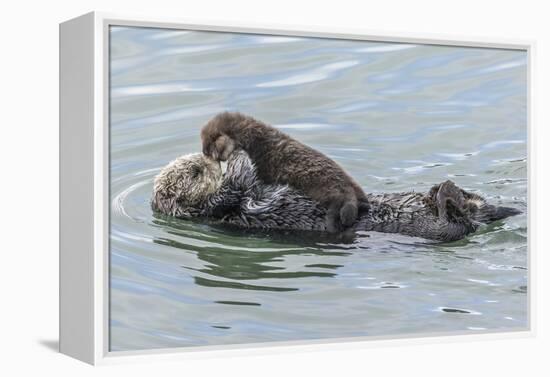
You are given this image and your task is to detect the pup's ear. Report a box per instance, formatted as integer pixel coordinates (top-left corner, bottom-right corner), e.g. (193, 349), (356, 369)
(214, 135), (235, 161)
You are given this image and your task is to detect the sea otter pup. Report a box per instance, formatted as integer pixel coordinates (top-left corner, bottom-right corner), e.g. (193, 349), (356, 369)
(151, 151), (520, 242)
(200, 112), (368, 232)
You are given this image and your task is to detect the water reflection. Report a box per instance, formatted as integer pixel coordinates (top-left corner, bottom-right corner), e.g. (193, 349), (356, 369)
(151, 214), (356, 292)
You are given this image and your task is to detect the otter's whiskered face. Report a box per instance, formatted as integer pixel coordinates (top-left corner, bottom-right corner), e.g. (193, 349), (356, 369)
(152, 153), (222, 214)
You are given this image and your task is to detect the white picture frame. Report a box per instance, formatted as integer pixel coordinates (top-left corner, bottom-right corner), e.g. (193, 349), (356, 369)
(59, 11), (535, 365)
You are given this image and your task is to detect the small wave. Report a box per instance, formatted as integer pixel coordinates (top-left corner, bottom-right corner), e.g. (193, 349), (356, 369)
(256, 60), (359, 88)
(111, 44), (223, 75)
(356, 44), (417, 53)
(274, 122), (336, 130)
(466, 278), (500, 287)
(111, 167), (160, 184)
(111, 82), (214, 98)
(159, 44), (223, 55)
(252, 36), (303, 44)
(483, 139), (525, 149)
(118, 44), (222, 69)
(356, 282), (408, 290)
(112, 277), (204, 304)
(437, 151), (479, 161)
(112, 180), (150, 220)
(488, 264), (527, 272)
(367, 174), (399, 183)
(111, 56), (152, 73)
(111, 232), (153, 244)
(327, 101), (380, 113)
(114, 106), (223, 128)
(492, 157), (527, 164)
(484, 178), (527, 185)
(394, 162), (452, 174)
(438, 100), (487, 107)
(432, 124), (473, 131)
(478, 58), (527, 74)
(324, 146), (369, 152)
(146, 30), (191, 40)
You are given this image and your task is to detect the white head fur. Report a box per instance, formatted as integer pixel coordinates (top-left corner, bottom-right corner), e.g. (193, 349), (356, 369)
(151, 153), (222, 216)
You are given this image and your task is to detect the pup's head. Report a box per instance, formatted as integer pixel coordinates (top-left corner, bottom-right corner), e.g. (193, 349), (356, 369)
(151, 153), (222, 216)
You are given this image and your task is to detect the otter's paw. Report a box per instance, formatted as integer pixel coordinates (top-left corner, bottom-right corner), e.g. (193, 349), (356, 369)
(204, 135), (236, 161)
(326, 205), (341, 233)
(340, 201), (358, 228)
(326, 201), (357, 232)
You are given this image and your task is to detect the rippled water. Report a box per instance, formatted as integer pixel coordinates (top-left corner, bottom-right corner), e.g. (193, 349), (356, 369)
(109, 26), (528, 351)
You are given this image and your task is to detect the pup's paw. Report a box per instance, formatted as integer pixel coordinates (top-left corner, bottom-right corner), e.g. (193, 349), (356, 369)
(204, 135), (236, 161)
(339, 201), (358, 227)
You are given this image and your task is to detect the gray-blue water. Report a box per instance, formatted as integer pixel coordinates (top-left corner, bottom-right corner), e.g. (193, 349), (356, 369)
(109, 26), (528, 351)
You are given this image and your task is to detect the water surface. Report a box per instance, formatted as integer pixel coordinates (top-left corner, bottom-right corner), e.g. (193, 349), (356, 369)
(109, 26), (528, 351)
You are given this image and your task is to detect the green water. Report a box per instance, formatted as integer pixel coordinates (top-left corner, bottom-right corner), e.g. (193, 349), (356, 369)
(109, 26), (528, 351)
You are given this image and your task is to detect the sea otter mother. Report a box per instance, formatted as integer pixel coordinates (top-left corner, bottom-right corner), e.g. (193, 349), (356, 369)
(151, 151), (520, 242)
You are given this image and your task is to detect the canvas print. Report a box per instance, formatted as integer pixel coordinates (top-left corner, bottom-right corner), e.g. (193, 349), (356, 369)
(109, 26), (528, 351)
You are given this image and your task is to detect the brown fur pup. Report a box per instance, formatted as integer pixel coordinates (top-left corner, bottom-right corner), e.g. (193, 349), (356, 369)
(201, 112), (368, 232)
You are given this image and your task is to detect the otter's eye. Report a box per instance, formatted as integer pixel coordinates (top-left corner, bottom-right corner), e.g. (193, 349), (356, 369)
(191, 165), (202, 178)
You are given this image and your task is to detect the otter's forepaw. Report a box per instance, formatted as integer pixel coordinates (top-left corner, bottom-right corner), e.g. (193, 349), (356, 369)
(204, 135), (236, 161)
(325, 207), (342, 233)
(325, 216), (340, 233)
(433, 180), (467, 221)
(340, 201), (358, 228)
(325, 201), (357, 232)
(357, 200), (370, 214)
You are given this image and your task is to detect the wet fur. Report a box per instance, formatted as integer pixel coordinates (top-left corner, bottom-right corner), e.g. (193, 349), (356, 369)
(201, 112), (368, 232)
(151, 152), (520, 242)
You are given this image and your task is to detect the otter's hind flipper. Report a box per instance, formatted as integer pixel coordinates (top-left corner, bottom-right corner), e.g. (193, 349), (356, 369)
(459, 186), (521, 223)
(491, 206), (522, 220)
(431, 180), (522, 224)
(433, 180), (467, 221)
(472, 203), (522, 224)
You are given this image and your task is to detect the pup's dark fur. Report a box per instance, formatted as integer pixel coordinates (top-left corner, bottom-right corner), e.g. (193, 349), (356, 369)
(201, 112), (368, 232)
